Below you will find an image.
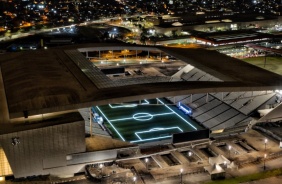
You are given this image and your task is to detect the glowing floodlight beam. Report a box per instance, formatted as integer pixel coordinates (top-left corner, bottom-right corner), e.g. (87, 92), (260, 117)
(95, 106), (125, 141)
(132, 126), (183, 143)
(110, 112), (174, 122)
(178, 102), (192, 115)
(156, 98), (197, 130)
(109, 99), (149, 108)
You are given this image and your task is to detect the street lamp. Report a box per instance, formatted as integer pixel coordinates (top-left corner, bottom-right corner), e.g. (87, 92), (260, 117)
(264, 138), (268, 153)
(99, 163), (104, 176)
(228, 145), (232, 159)
(188, 151), (192, 157)
(161, 60), (165, 67)
(133, 176), (137, 184)
(145, 158), (149, 171)
(264, 154), (267, 171)
(180, 168), (183, 184)
(264, 52), (267, 68)
(188, 151), (192, 164)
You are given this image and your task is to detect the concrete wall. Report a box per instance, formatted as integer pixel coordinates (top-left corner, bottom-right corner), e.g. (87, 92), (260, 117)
(0, 121), (85, 178)
(67, 149), (117, 165)
(0, 146), (12, 176)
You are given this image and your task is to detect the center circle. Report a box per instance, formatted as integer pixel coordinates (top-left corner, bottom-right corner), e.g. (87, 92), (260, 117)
(133, 113), (153, 121)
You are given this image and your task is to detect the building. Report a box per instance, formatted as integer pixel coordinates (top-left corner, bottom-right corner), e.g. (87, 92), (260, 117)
(0, 43), (282, 179)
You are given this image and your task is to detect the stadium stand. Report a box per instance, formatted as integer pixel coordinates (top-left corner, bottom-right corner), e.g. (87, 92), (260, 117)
(181, 68), (221, 82)
(165, 65), (275, 131)
(78, 108), (111, 137)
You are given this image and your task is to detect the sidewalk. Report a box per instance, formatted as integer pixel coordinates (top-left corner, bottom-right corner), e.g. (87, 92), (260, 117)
(225, 157), (282, 184)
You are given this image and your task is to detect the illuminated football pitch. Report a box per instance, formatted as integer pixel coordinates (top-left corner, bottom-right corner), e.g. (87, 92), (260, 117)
(95, 98), (203, 143)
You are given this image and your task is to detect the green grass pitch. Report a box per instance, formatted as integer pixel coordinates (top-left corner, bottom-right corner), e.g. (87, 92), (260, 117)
(95, 98), (203, 143)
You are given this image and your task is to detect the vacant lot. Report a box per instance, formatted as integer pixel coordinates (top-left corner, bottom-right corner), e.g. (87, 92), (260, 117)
(242, 56), (282, 75)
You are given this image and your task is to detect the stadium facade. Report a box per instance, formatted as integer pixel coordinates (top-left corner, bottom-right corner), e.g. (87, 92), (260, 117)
(0, 43), (282, 179)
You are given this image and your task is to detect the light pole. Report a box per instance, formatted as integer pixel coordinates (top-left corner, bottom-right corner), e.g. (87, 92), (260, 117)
(264, 154), (267, 171)
(180, 168), (183, 184)
(264, 138), (268, 153)
(188, 151), (192, 157)
(133, 176), (137, 184)
(188, 151), (192, 164)
(228, 145), (232, 160)
(99, 163), (104, 177)
(224, 161), (227, 169)
(145, 158), (149, 171)
(264, 52), (267, 68)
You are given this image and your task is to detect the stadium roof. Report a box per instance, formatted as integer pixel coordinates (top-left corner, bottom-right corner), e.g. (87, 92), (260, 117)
(193, 30), (272, 45)
(0, 43), (282, 121)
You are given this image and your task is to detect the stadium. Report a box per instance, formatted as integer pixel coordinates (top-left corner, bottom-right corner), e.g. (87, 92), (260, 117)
(0, 43), (282, 179)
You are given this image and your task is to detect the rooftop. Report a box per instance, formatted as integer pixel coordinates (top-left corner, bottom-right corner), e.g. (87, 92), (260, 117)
(0, 43), (282, 121)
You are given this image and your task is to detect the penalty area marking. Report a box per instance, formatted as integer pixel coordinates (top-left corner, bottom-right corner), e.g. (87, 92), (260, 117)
(132, 126), (183, 143)
(156, 98), (197, 130)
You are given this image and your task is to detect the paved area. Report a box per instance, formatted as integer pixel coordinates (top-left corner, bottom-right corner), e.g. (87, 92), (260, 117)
(3, 129), (282, 184)
(241, 175), (282, 184)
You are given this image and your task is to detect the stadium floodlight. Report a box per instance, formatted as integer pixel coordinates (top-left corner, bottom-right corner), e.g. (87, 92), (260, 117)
(178, 102), (192, 115)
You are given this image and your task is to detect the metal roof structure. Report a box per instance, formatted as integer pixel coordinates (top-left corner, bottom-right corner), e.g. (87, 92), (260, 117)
(193, 30), (272, 45)
(0, 43), (282, 123)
